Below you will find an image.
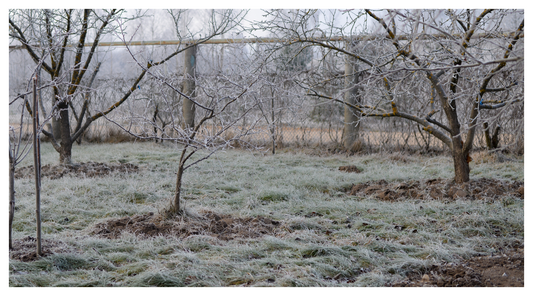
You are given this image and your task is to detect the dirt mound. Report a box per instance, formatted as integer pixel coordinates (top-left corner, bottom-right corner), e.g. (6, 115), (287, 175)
(90, 211), (281, 241)
(392, 248), (524, 287)
(9, 236), (77, 262)
(15, 162), (139, 179)
(339, 165), (362, 173)
(349, 177), (523, 201)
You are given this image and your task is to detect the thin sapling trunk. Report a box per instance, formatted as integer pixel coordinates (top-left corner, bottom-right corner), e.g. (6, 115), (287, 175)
(32, 75), (42, 256)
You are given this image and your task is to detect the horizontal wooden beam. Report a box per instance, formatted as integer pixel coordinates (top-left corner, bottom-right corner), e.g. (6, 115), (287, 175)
(9, 32), (523, 50)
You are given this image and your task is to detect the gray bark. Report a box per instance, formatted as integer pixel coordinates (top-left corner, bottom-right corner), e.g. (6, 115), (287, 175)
(182, 45), (197, 130)
(343, 42), (361, 150)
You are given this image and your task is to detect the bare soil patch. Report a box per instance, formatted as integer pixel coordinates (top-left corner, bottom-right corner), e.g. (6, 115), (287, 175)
(15, 162), (139, 179)
(10, 236), (77, 262)
(392, 247), (524, 287)
(338, 165), (362, 173)
(348, 177), (523, 201)
(90, 211), (281, 241)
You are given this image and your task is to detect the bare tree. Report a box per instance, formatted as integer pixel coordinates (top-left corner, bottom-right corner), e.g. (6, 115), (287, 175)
(9, 9), (127, 164)
(109, 45), (263, 216)
(9, 57), (57, 250)
(9, 9), (251, 166)
(255, 9), (524, 183)
(9, 89), (37, 251)
(104, 9), (262, 216)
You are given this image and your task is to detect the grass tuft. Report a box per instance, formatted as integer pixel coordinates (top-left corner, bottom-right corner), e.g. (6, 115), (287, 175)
(132, 272), (184, 287)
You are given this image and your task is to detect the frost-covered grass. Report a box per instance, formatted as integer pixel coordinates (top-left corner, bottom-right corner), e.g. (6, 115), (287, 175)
(9, 142), (524, 287)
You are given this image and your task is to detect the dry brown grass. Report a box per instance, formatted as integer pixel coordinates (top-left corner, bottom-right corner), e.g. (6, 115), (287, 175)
(10, 119), (522, 156)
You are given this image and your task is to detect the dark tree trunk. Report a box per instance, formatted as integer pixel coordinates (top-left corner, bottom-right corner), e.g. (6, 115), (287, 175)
(153, 102), (159, 143)
(483, 122), (501, 150)
(491, 125), (500, 149)
(483, 122), (493, 150)
(9, 154), (15, 250)
(172, 166), (184, 215)
(170, 147), (189, 216)
(58, 102), (73, 164)
(32, 76), (42, 256)
(52, 117), (62, 142)
(270, 95), (276, 155)
(452, 140), (470, 183)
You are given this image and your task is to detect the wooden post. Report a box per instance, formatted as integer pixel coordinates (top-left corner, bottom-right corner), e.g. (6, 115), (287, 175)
(182, 44), (197, 130)
(343, 41), (361, 150)
(32, 74), (42, 256)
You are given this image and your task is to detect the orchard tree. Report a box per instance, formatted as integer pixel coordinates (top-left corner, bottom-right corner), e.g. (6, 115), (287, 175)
(257, 9), (524, 183)
(9, 54), (60, 250)
(9, 9), (127, 164)
(364, 9), (523, 183)
(105, 9), (256, 216)
(9, 9), (245, 165)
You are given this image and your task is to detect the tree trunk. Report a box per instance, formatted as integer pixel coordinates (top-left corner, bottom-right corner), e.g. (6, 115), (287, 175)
(271, 94), (276, 155)
(182, 45), (197, 130)
(58, 102), (73, 164)
(52, 116), (62, 142)
(170, 147), (189, 216)
(452, 141), (470, 183)
(491, 125), (500, 149)
(32, 76), (42, 256)
(483, 122), (500, 151)
(172, 167), (183, 214)
(343, 42), (361, 150)
(51, 84), (62, 143)
(9, 154), (15, 250)
(483, 122), (493, 149)
(153, 102), (159, 143)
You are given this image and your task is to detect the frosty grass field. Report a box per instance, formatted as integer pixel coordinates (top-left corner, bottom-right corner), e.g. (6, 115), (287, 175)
(9, 142), (524, 287)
